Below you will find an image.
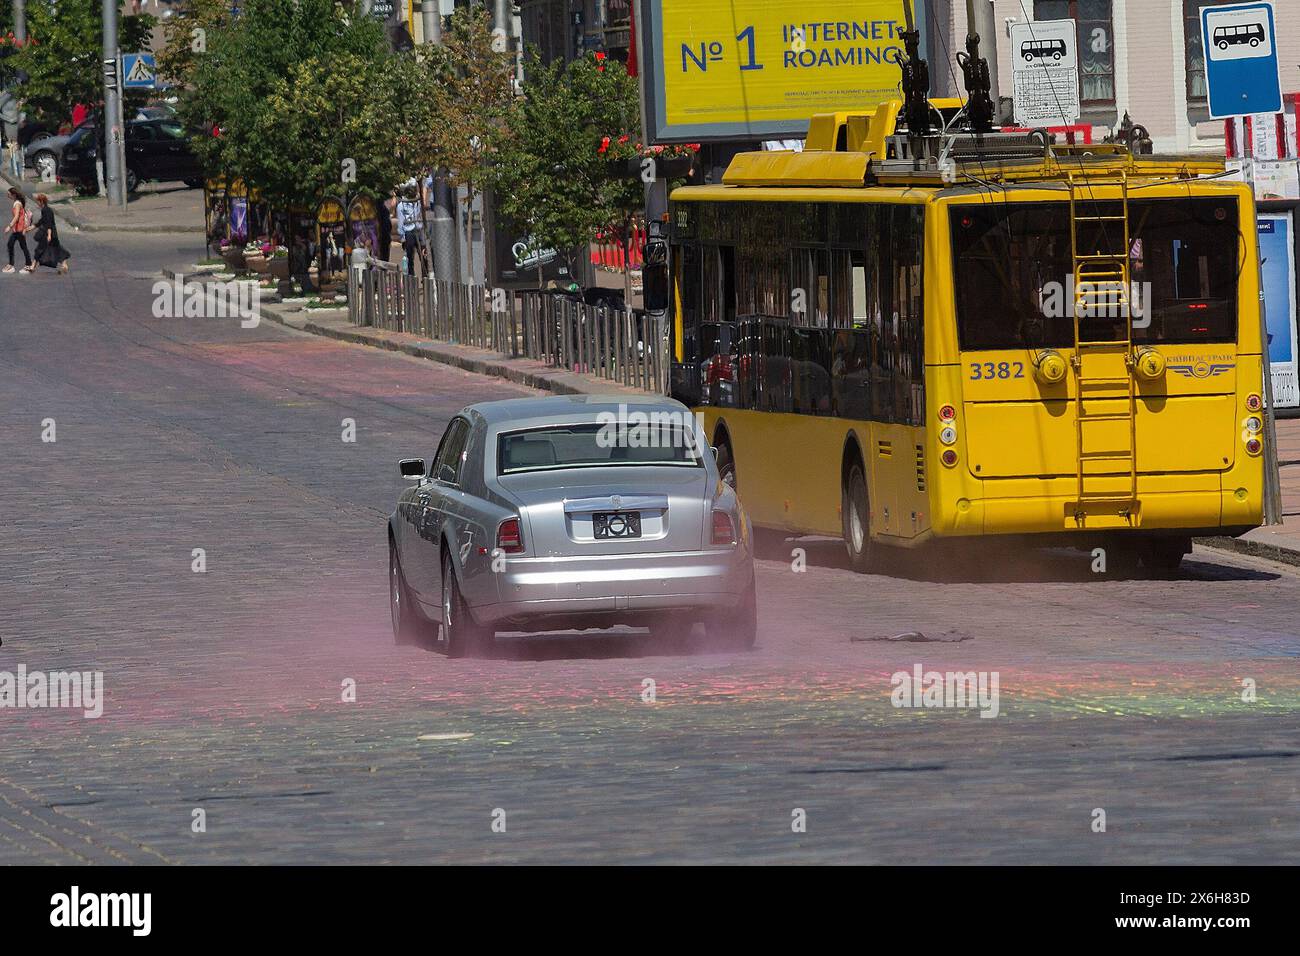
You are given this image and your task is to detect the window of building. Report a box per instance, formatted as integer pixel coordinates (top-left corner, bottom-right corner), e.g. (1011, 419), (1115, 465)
(1033, 0), (1115, 105)
(1184, 0), (1238, 103)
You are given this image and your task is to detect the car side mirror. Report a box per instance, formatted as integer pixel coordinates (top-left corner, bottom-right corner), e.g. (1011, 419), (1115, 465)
(399, 458), (425, 479)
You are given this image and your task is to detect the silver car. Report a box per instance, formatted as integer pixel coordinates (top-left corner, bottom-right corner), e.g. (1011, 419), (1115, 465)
(387, 395), (757, 656)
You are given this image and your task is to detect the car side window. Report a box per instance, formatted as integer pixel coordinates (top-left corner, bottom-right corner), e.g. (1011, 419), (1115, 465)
(128, 124), (155, 142)
(433, 419), (469, 485)
(157, 121), (186, 141)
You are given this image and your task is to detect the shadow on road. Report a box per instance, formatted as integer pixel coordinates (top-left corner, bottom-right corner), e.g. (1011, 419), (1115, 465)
(754, 534), (1280, 585)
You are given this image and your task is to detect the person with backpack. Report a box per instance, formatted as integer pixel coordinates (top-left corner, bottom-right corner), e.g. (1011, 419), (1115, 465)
(3, 186), (32, 273)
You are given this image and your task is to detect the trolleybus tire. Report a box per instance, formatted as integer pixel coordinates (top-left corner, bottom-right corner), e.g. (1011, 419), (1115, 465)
(1141, 536), (1190, 574)
(842, 461), (874, 573)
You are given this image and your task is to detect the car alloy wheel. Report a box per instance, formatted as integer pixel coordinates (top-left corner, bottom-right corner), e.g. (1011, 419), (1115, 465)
(442, 549), (491, 658)
(390, 540), (435, 647)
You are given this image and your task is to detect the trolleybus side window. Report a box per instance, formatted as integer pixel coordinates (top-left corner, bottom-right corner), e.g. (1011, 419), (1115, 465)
(671, 199), (924, 424)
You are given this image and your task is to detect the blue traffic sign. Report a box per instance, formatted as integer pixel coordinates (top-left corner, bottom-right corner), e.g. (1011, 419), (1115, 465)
(122, 53), (157, 90)
(1202, 2), (1281, 119)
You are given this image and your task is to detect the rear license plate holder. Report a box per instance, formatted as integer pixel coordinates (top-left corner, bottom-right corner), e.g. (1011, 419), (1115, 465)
(592, 511), (642, 539)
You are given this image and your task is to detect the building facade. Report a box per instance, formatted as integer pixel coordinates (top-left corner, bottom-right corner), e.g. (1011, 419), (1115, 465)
(931, 0), (1300, 153)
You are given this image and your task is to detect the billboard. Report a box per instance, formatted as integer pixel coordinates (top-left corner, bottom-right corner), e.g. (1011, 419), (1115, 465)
(636, 0), (923, 143)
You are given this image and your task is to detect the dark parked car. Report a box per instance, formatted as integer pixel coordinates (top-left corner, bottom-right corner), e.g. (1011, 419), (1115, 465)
(60, 118), (203, 195)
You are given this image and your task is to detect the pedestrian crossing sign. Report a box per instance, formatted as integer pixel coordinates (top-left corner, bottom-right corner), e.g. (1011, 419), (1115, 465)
(122, 54), (157, 90)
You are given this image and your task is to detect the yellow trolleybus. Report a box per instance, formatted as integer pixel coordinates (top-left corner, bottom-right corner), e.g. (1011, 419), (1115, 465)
(666, 107), (1269, 572)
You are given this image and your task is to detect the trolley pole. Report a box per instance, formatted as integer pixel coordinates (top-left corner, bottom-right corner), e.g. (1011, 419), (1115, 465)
(101, 0), (127, 209)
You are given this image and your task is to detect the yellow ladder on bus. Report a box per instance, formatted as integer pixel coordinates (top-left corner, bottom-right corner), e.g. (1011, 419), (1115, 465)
(1068, 171), (1138, 523)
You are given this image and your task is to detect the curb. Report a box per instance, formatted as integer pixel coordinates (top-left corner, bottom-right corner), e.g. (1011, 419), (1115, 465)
(160, 266), (648, 399)
(2, 168), (205, 233)
(1196, 535), (1300, 570)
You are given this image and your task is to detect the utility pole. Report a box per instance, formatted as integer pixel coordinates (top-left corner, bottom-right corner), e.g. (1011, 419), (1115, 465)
(101, 0), (127, 208)
(13, 0), (26, 43)
(424, 0), (458, 282)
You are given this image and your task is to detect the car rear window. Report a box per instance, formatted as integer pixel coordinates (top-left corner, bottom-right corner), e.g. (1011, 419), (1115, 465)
(497, 422), (704, 475)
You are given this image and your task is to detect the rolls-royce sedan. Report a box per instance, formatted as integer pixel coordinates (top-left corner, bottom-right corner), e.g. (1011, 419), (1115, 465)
(387, 396), (757, 656)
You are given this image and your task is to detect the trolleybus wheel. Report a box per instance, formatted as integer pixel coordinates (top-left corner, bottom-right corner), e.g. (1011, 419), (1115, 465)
(842, 461), (874, 573)
(1141, 537), (1190, 575)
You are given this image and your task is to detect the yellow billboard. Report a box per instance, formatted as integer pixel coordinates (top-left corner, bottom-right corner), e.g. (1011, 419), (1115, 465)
(638, 0), (919, 142)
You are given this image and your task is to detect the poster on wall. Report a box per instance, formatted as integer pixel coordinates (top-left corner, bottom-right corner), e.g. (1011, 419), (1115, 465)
(1258, 212), (1299, 409)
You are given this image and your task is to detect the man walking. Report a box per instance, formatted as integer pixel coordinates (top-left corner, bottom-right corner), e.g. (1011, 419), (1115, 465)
(395, 183), (423, 277)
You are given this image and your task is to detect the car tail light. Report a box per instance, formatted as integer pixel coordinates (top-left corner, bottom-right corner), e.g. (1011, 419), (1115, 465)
(496, 517), (524, 553)
(711, 510), (736, 546)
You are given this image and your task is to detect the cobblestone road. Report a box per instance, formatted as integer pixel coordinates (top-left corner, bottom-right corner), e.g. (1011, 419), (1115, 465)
(1, 235), (1297, 864)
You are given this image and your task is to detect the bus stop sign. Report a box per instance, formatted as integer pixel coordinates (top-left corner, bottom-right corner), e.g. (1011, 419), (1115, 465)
(1202, 2), (1281, 119)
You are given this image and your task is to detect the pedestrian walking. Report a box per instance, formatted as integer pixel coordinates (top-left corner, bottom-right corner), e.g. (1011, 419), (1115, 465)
(396, 184), (423, 276)
(29, 193), (70, 275)
(3, 186), (32, 273)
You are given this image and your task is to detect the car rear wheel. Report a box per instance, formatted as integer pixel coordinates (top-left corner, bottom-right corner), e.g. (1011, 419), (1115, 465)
(33, 151), (57, 182)
(390, 540), (437, 647)
(125, 167), (140, 193)
(442, 549), (492, 658)
(184, 178), (203, 189)
(706, 572), (757, 649)
(842, 460), (874, 573)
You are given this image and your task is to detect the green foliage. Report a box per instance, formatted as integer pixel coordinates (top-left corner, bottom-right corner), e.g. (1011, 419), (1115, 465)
(493, 53), (644, 275)
(7, 3), (155, 126)
(393, 7), (515, 196)
(179, 0), (392, 205)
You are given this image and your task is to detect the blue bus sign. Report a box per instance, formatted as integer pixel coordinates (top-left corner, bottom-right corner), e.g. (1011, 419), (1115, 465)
(1202, 2), (1281, 119)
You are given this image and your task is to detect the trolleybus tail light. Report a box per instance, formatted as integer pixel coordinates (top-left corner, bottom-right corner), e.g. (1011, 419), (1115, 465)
(941, 449), (959, 467)
(1246, 438), (1262, 456)
(939, 426), (958, 446)
(1246, 393), (1263, 412)
(496, 518), (524, 554)
(1246, 416), (1263, 434)
(938, 404), (956, 423)
(711, 510), (736, 546)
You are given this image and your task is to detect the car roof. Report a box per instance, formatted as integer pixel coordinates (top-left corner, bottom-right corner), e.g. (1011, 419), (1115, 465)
(463, 394), (690, 429)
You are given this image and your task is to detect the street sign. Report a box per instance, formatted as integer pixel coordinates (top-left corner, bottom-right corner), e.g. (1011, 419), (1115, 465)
(1009, 20), (1079, 128)
(1202, 2), (1281, 119)
(635, 0), (927, 143)
(122, 53), (157, 90)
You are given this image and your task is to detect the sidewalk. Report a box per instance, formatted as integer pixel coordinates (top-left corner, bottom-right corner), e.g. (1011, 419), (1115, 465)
(161, 263), (650, 399)
(1, 166), (204, 234)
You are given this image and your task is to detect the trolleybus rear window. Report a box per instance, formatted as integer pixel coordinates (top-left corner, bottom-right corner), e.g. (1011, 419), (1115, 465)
(951, 198), (1239, 351)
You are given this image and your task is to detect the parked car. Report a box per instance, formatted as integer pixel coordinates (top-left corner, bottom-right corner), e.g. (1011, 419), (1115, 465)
(387, 395), (757, 656)
(25, 107), (178, 182)
(59, 118), (204, 195)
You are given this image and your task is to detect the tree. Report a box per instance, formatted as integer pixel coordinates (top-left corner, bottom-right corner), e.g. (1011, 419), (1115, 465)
(8, 2), (155, 126)
(178, 0), (390, 206)
(493, 53), (644, 292)
(394, 6), (515, 280)
(259, 52), (405, 209)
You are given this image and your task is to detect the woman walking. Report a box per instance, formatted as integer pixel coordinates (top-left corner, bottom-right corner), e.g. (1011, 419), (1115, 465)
(28, 193), (70, 275)
(3, 186), (31, 273)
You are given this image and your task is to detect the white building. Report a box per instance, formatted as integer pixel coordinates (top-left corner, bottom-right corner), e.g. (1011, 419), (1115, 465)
(929, 0), (1300, 153)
